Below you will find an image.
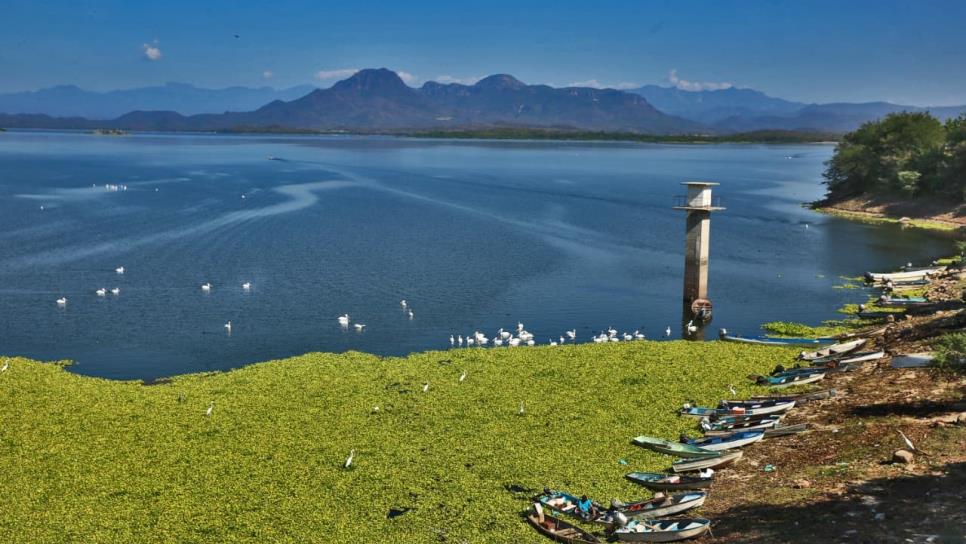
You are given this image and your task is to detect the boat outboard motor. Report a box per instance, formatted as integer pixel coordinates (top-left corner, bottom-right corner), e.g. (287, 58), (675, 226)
(611, 510), (629, 528)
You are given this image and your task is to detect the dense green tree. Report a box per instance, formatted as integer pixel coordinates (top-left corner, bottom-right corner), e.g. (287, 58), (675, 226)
(824, 112), (946, 198)
(943, 114), (966, 200)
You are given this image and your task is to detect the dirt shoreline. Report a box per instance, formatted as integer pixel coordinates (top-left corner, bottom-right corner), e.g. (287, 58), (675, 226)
(696, 268), (965, 543)
(814, 194), (965, 232)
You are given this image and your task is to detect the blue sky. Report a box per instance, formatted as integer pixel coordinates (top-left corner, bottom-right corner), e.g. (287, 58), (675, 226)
(1, 0), (964, 105)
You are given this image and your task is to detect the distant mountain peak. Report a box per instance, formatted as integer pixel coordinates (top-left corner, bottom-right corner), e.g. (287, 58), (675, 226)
(474, 74), (526, 90)
(332, 68), (410, 93)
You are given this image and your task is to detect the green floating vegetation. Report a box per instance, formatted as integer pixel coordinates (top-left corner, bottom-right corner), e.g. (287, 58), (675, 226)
(0, 342), (793, 543)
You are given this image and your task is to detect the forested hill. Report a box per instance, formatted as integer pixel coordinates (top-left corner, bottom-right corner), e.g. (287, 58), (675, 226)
(822, 112), (966, 204)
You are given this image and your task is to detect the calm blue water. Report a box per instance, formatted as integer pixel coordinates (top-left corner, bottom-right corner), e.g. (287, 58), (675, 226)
(0, 130), (953, 379)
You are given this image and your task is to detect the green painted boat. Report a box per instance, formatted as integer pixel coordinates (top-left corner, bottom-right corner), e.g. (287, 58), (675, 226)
(632, 436), (721, 458)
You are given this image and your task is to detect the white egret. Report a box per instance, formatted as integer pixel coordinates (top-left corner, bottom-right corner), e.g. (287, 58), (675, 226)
(56, 297), (67, 306)
(665, 326), (672, 338)
(449, 335), (455, 346)
(344, 449), (354, 469)
(116, 266), (125, 274)
(518, 401), (525, 415)
(400, 300), (407, 309)
(1, 360), (8, 372)
(457, 335), (463, 347)
(459, 370), (467, 383)
(728, 384), (737, 397)
(205, 401), (214, 417)
(422, 382), (430, 393)
(96, 288), (107, 297)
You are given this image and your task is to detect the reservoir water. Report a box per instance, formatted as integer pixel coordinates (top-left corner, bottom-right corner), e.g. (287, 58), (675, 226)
(0, 130), (953, 379)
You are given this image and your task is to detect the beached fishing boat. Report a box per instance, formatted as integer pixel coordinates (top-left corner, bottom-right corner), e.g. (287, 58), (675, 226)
(812, 350), (886, 369)
(865, 268), (943, 282)
(624, 472), (713, 491)
(681, 399), (795, 417)
(755, 371), (826, 388)
(718, 329), (831, 345)
(632, 436), (721, 458)
(877, 295), (930, 306)
(700, 415), (781, 433)
(683, 430), (764, 450)
(526, 509), (602, 543)
(750, 388), (836, 403)
(617, 491), (707, 519)
(672, 450), (742, 473)
(535, 491), (614, 524)
(614, 518), (712, 542)
(761, 423), (808, 438)
(799, 338), (865, 361)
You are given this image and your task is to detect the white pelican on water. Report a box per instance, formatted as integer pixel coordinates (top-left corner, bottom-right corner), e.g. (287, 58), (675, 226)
(400, 300), (407, 309)
(96, 288), (107, 297)
(225, 321), (232, 334)
(354, 323), (366, 332)
(115, 266), (125, 274)
(242, 282), (251, 291)
(201, 283), (212, 292)
(338, 314), (350, 327)
(566, 329), (576, 340)
(56, 297), (67, 306)
(407, 309), (414, 319)
(110, 287), (120, 295)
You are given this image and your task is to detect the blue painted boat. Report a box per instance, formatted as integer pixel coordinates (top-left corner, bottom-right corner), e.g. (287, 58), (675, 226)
(632, 436), (721, 458)
(681, 399), (795, 417)
(683, 430), (765, 450)
(756, 370), (826, 388)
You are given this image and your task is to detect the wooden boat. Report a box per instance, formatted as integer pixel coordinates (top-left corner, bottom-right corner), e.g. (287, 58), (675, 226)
(614, 518), (712, 542)
(617, 491), (707, 519)
(812, 350), (886, 370)
(750, 389), (836, 403)
(536, 491), (614, 524)
(718, 329), (831, 345)
(700, 415), (780, 433)
(756, 371), (826, 388)
(761, 423), (808, 438)
(681, 399), (796, 417)
(632, 436), (721, 458)
(672, 450), (742, 472)
(683, 430), (764, 450)
(799, 338), (865, 361)
(625, 472), (713, 491)
(526, 510), (602, 543)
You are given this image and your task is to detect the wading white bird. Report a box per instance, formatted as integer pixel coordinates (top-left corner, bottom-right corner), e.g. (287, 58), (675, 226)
(205, 401), (214, 417)
(400, 300), (407, 309)
(422, 382), (430, 393)
(728, 384), (737, 397)
(1, 360), (9, 372)
(110, 287), (120, 295)
(665, 326), (672, 338)
(242, 282), (251, 290)
(225, 321), (232, 334)
(519, 401), (526, 415)
(115, 266), (125, 274)
(344, 449), (354, 469)
(56, 297), (67, 306)
(449, 335), (455, 346)
(201, 283), (212, 292)
(96, 288), (107, 297)
(354, 323), (366, 331)
(338, 314), (350, 326)
(566, 329), (576, 340)
(459, 370), (467, 383)
(457, 335), (463, 347)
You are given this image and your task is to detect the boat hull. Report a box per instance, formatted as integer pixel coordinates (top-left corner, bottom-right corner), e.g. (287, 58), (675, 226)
(672, 450), (742, 472)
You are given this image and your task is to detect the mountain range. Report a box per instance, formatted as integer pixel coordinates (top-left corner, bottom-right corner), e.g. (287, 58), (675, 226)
(0, 69), (963, 135)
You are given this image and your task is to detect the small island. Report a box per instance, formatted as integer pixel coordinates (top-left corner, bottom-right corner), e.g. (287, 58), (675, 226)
(815, 112), (965, 231)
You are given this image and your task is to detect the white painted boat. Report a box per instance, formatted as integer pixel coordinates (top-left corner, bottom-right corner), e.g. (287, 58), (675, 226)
(685, 430), (765, 451)
(837, 350), (886, 365)
(866, 268), (944, 282)
(615, 518), (711, 542)
(799, 338), (865, 361)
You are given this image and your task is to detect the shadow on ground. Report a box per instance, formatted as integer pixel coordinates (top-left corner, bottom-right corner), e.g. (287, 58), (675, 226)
(706, 462), (966, 544)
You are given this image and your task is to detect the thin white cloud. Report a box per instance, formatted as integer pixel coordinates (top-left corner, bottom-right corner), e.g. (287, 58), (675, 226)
(666, 69), (732, 91)
(262, 70), (274, 79)
(434, 74), (481, 85)
(566, 79), (640, 90)
(142, 42), (162, 61)
(396, 71), (418, 85)
(314, 68), (359, 81)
